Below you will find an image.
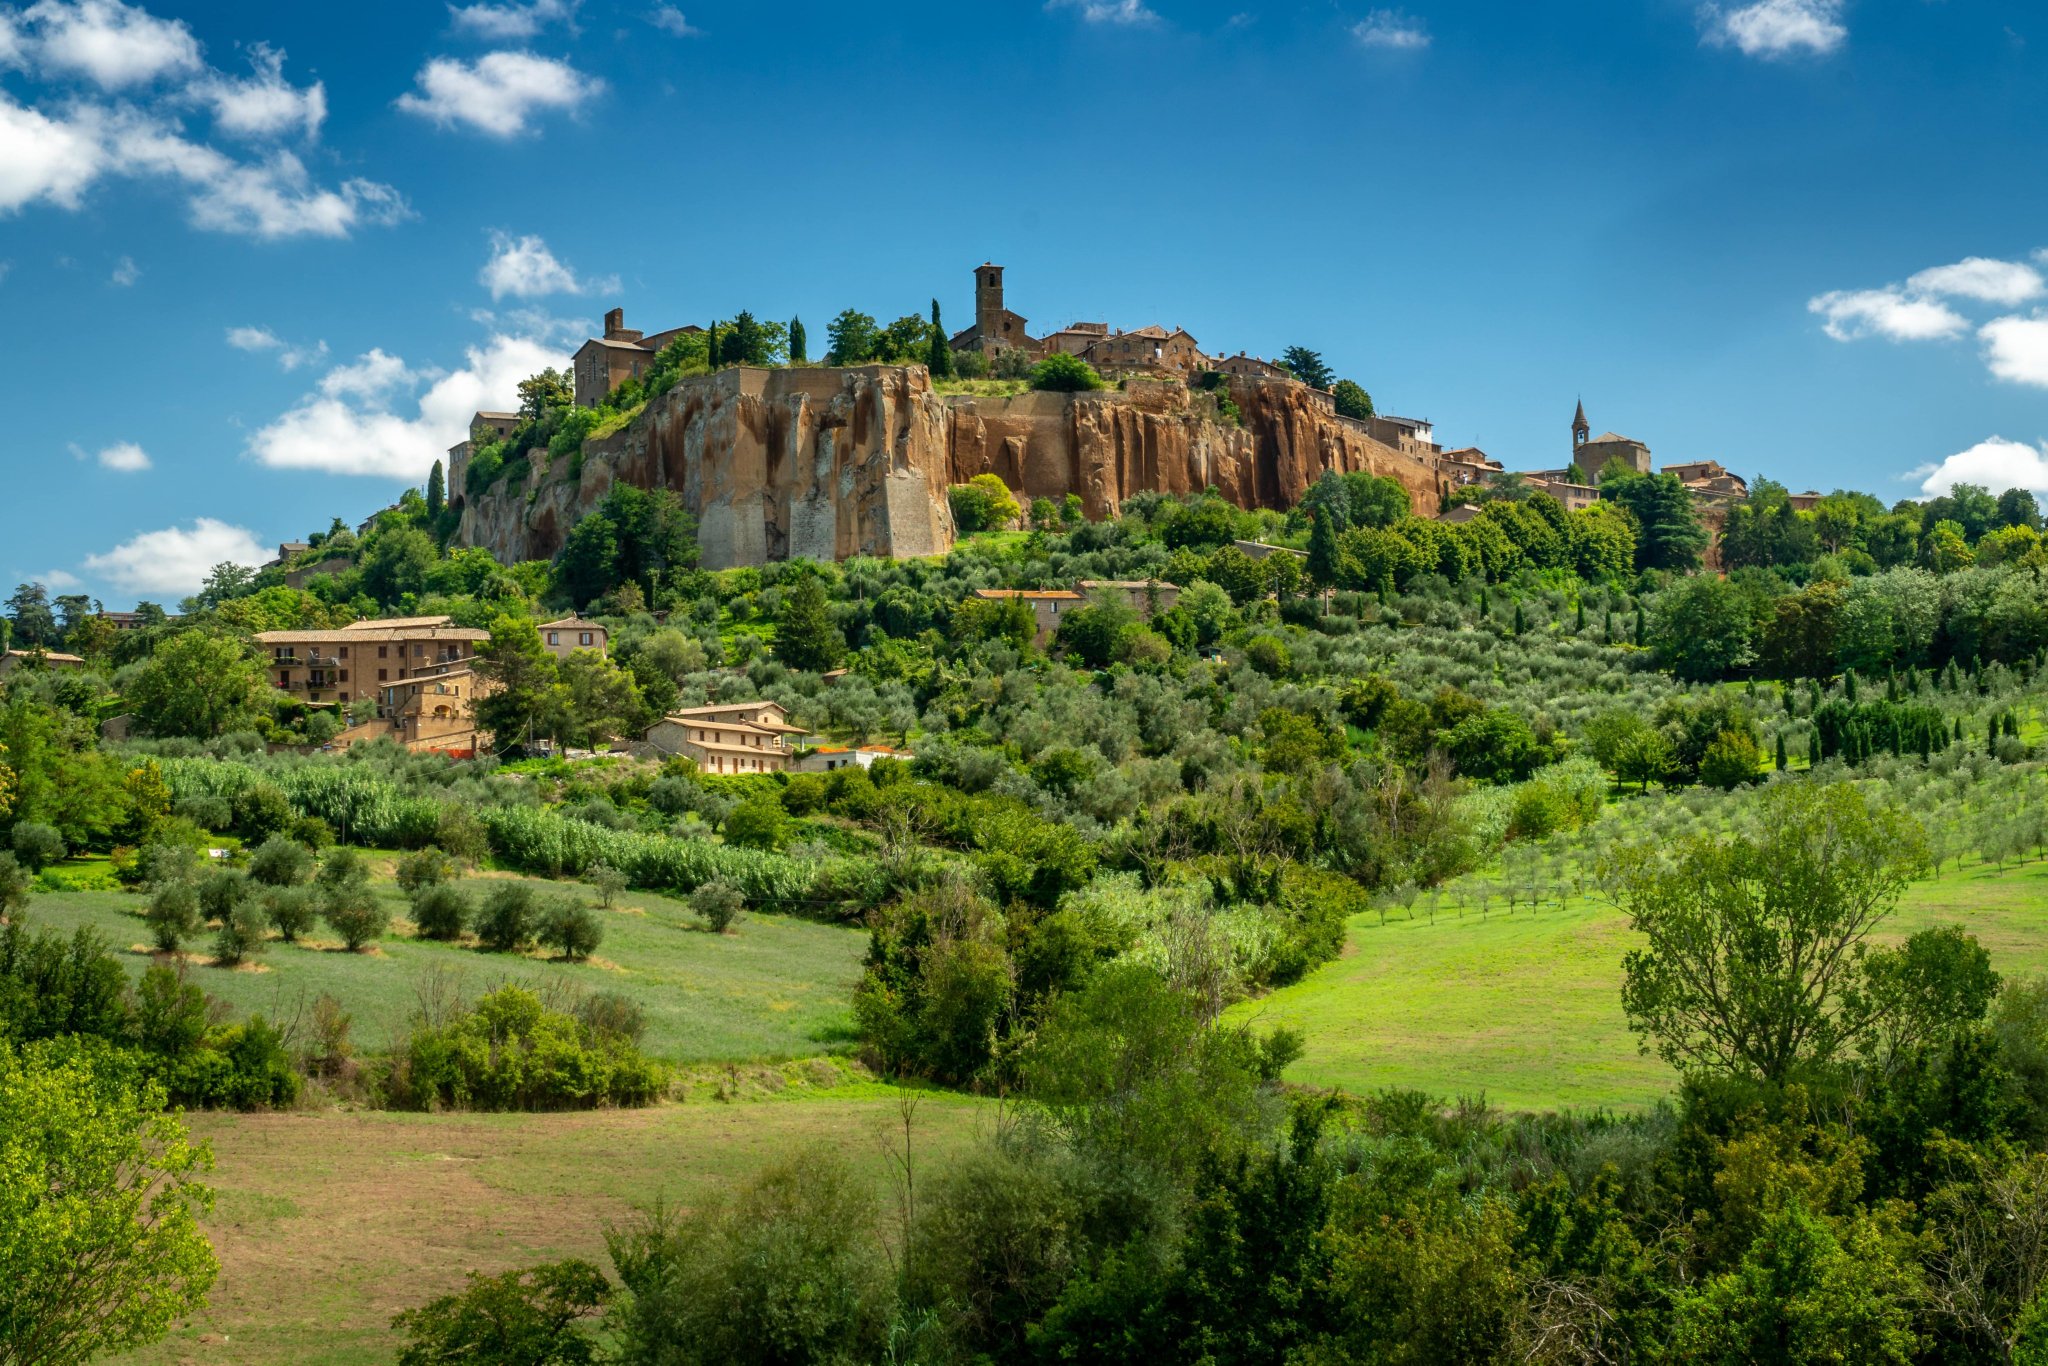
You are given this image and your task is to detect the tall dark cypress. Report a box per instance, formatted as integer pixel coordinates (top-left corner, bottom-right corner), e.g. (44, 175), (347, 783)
(789, 316), (807, 365)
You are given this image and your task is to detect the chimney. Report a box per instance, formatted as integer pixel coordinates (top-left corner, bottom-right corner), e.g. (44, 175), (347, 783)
(603, 307), (625, 338)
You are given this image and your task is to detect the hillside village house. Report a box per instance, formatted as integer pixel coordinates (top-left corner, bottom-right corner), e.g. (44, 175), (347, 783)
(253, 616), (489, 754)
(970, 588), (1082, 646)
(540, 616), (608, 660)
(0, 649), (84, 678)
(640, 701), (808, 775)
(1367, 415), (1440, 459)
(573, 308), (704, 408)
(1076, 579), (1180, 617)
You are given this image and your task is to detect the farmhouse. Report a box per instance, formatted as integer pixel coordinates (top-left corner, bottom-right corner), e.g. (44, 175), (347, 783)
(252, 615), (489, 754)
(640, 701), (808, 775)
(970, 588), (1083, 645)
(539, 616), (608, 659)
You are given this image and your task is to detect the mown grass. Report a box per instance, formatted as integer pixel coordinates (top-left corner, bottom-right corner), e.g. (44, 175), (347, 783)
(114, 1091), (991, 1366)
(24, 869), (868, 1064)
(1227, 857), (2048, 1113)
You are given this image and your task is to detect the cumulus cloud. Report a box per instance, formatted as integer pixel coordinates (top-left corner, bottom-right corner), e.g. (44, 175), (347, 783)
(1044, 0), (1159, 27)
(0, 93), (105, 212)
(1702, 0), (1845, 58)
(648, 6), (699, 36)
(1808, 287), (1967, 343)
(72, 439), (151, 470)
(25, 0), (201, 89)
(226, 324), (327, 370)
(188, 43), (325, 140)
(1352, 9), (1430, 50)
(249, 333), (569, 480)
(448, 0), (578, 40)
(396, 51), (602, 136)
(479, 230), (601, 299)
(1907, 256), (2046, 307)
(1979, 315), (2048, 388)
(83, 517), (268, 595)
(1911, 437), (2048, 499)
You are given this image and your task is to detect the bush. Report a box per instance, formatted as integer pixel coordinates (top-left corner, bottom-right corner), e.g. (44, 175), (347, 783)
(478, 884), (538, 953)
(263, 886), (317, 942)
(396, 848), (456, 896)
(196, 868), (252, 924)
(584, 861), (627, 908)
(692, 879), (746, 934)
(540, 898), (604, 961)
(290, 815), (335, 849)
(212, 902), (269, 966)
(249, 835), (314, 888)
(949, 473), (1023, 534)
(324, 883), (390, 952)
(723, 796), (790, 851)
(10, 822), (65, 872)
(411, 883), (471, 942)
(1699, 730), (1763, 791)
(391, 1260), (611, 1366)
(172, 795), (233, 832)
(1028, 352), (1106, 393)
(577, 991), (646, 1045)
(146, 881), (202, 952)
(0, 853), (28, 916)
(389, 985), (667, 1111)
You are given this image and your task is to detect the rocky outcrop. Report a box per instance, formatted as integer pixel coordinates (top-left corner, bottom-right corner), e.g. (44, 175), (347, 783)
(454, 365), (1441, 570)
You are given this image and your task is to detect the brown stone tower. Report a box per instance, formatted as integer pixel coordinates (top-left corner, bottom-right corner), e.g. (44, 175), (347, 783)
(1572, 399), (1590, 455)
(974, 263), (1006, 344)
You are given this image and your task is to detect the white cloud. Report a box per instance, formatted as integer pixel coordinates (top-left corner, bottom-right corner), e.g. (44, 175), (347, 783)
(480, 229), (593, 299)
(24, 0), (202, 89)
(1044, 0), (1159, 27)
(1352, 9), (1430, 50)
(448, 0), (578, 41)
(1906, 256), (2045, 307)
(34, 568), (84, 591)
(1979, 315), (2048, 388)
(1702, 0), (1846, 58)
(648, 6), (699, 36)
(0, 93), (105, 212)
(72, 439), (151, 470)
(189, 43), (325, 141)
(109, 253), (137, 285)
(249, 333), (568, 480)
(83, 517), (268, 595)
(226, 324), (327, 370)
(396, 51), (602, 137)
(1911, 437), (2048, 499)
(1808, 287), (1967, 343)
(0, 13), (23, 67)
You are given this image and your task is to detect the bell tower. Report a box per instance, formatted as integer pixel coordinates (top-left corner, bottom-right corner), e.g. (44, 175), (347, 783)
(1572, 399), (1590, 454)
(975, 263), (1005, 343)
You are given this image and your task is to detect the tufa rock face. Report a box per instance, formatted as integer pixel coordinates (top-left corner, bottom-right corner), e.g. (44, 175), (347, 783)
(454, 366), (1439, 570)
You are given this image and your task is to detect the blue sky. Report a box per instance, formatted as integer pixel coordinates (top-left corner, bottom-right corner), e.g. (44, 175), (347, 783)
(4, 0), (2047, 607)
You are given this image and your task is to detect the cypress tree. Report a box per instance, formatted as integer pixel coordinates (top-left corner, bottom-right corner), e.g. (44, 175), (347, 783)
(1307, 512), (1340, 594)
(927, 299), (954, 379)
(1604, 610), (1614, 642)
(1575, 599), (1586, 632)
(1844, 669), (1859, 703)
(426, 460), (445, 520)
(1513, 602), (1526, 636)
(789, 316), (807, 365)
(1479, 593), (1490, 621)
(705, 321), (719, 369)
(1633, 604), (1645, 647)
(1776, 732), (1788, 771)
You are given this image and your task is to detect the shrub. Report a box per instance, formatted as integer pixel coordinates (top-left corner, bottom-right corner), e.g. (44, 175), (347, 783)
(232, 781), (295, 841)
(949, 473), (1023, 533)
(138, 839), (203, 890)
(396, 848), (456, 896)
(263, 886), (317, 942)
(1028, 351), (1106, 393)
(1699, 730), (1764, 791)
(172, 795), (233, 832)
(411, 883), (471, 942)
(10, 822), (65, 872)
(692, 880), (745, 934)
(146, 881), (202, 952)
(584, 861), (627, 908)
(212, 902), (269, 966)
(391, 1260), (611, 1366)
(316, 846), (368, 889)
(324, 883), (390, 952)
(290, 815), (335, 849)
(540, 898), (604, 961)
(723, 796), (789, 851)
(249, 835), (314, 888)
(577, 991), (646, 1045)
(0, 853), (28, 916)
(478, 884), (537, 953)
(389, 985), (667, 1111)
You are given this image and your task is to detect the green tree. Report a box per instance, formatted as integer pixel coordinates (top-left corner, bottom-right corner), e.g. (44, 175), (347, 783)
(0, 1039), (219, 1366)
(1330, 378), (1374, 419)
(554, 512), (620, 610)
(1610, 782), (1931, 1082)
(129, 631), (269, 741)
(948, 473), (1021, 534)
(516, 369), (572, 420)
(359, 526), (438, 606)
(6, 584), (59, 649)
(1028, 352), (1106, 392)
(775, 573), (845, 673)
(787, 316), (806, 365)
(1278, 346), (1336, 389)
(426, 460), (446, 521)
(1307, 511), (1342, 592)
(473, 616), (562, 755)
(927, 299), (953, 379)
(392, 1259), (610, 1366)
(1653, 576), (1758, 681)
(825, 309), (879, 365)
(1601, 470), (1708, 571)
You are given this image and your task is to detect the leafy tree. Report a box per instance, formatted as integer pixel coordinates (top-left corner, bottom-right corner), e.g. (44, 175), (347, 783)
(145, 882), (202, 953)
(6, 583), (59, 649)
(787, 316), (806, 365)
(1698, 729), (1763, 789)
(262, 887), (317, 943)
(128, 631), (269, 740)
(1601, 470), (1708, 571)
(723, 795), (790, 851)
(426, 461), (446, 521)
(539, 898), (603, 961)
(1331, 378), (1374, 420)
(949, 473), (1022, 534)
(554, 513), (620, 610)
(1278, 346), (1336, 389)
(775, 573), (845, 673)
(322, 876), (388, 953)
(248, 836), (313, 888)
(0, 1041), (219, 1366)
(211, 902), (269, 966)
(392, 1259), (610, 1366)
(584, 862), (626, 909)
(517, 369), (572, 420)
(1029, 353), (1106, 393)
(359, 526), (438, 606)
(825, 309), (879, 365)
(474, 616), (562, 754)
(1996, 486), (2041, 531)
(10, 822), (64, 872)
(1610, 782), (1931, 1082)
(1653, 576), (1758, 681)
(478, 884), (537, 953)
(410, 884), (471, 942)
(691, 879), (745, 934)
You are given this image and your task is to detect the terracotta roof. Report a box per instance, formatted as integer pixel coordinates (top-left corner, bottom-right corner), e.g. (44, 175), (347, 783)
(254, 627), (488, 644)
(1077, 579), (1179, 591)
(667, 701), (791, 718)
(539, 617), (607, 630)
(973, 588), (1082, 601)
(475, 411), (518, 421)
(3, 649), (84, 664)
(339, 615), (454, 630)
(1586, 432), (1642, 446)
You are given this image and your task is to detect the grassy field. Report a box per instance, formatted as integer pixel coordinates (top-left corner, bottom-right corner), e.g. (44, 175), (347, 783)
(24, 869), (867, 1064)
(1228, 857), (2048, 1112)
(115, 1089), (990, 1366)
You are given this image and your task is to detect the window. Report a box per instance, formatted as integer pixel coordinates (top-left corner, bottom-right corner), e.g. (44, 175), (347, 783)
(338, 646), (348, 659)
(340, 671), (349, 682)
(414, 645), (425, 657)
(378, 646), (388, 659)
(378, 669), (388, 681)
(547, 633), (559, 646)
(579, 632), (593, 646)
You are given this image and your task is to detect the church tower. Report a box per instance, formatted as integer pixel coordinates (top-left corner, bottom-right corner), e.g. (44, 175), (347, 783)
(1572, 400), (1590, 454)
(975, 263), (1006, 343)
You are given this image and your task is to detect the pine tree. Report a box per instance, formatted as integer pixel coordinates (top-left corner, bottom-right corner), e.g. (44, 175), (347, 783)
(426, 460), (446, 520)
(705, 321), (719, 369)
(775, 574), (845, 673)
(927, 299), (953, 379)
(1775, 732), (1788, 771)
(1513, 602), (1526, 636)
(1844, 669), (1859, 703)
(1479, 593), (1491, 621)
(789, 316), (807, 365)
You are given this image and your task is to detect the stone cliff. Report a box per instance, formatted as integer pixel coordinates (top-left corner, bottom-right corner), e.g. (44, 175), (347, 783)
(453, 365), (1441, 570)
